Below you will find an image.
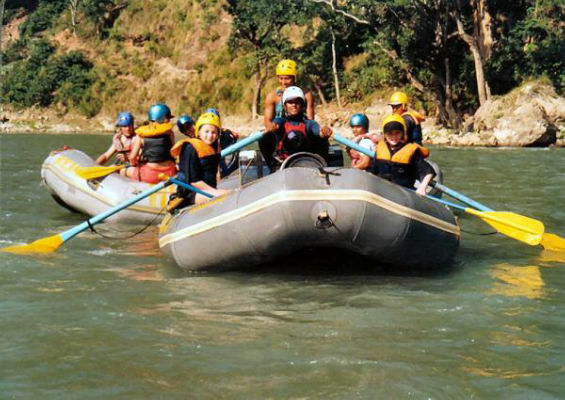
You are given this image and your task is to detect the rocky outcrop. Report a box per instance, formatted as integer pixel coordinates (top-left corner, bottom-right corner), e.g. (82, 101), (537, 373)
(427, 80), (565, 147)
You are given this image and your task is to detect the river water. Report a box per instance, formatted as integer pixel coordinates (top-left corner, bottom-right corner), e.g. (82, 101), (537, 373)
(1, 134), (564, 398)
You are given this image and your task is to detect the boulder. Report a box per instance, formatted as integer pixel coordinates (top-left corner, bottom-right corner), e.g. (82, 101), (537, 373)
(468, 81), (564, 147)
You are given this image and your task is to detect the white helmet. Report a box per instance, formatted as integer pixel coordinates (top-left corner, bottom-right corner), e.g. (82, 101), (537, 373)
(282, 86), (305, 104)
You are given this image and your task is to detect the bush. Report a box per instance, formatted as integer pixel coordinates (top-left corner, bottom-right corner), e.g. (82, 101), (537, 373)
(19, 0), (67, 38)
(0, 40), (99, 115)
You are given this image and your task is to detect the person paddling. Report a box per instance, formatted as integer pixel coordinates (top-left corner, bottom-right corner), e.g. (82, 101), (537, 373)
(370, 114), (434, 195)
(96, 112), (136, 165)
(262, 86), (332, 172)
(124, 103), (178, 184)
(168, 112), (230, 212)
(388, 91), (427, 146)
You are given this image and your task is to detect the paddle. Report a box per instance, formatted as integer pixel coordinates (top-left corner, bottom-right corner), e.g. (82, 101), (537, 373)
(432, 182), (565, 252)
(426, 195), (544, 246)
(1, 131), (263, 255)
(334, 134), (565, 251)
(75, 164), (125, 180)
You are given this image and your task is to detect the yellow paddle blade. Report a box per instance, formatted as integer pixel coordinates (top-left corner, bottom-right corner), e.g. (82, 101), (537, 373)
(75, 165), (125, 180)
(1, 234), (65, 255)
(540, 233), (565, 252)
(466, 209), (544, 246)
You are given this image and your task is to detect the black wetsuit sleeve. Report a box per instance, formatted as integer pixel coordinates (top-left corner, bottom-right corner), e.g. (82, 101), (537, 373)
(413, 151), (435, 181)
(402, 115), (417, 143)
(178, 143), (203, 184)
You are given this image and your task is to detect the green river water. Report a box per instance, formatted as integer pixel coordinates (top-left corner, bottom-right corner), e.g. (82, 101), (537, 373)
(1, 134), (564, 399)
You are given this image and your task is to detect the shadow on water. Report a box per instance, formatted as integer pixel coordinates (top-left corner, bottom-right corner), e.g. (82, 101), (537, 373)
(171, 247), (463, 279)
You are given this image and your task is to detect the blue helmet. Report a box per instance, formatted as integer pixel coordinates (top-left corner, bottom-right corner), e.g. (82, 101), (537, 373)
(177, 114), (195, 134)
(205, 108), (221, 117)
(116, 112), (134, 127)
(350, 113), (369, 130)
(148, 103), (174, 123)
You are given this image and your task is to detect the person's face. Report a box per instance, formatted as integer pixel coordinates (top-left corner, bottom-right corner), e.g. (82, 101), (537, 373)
(199, 124), (220, 145)
(120, 126), (135, 137)
(352, 126), (367, 136)
(278, 75), (295, 89)
(384, 130), (405, 146)
(390, 104), (406, 115)
(284, 98), (304, 116)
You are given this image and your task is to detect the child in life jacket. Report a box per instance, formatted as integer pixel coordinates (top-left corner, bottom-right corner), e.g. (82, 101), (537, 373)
(96, 112), (136, 165)
(204, 108), (240, 177)
(263, 86), (332, 172)
(346, 113), (375, 170)
(370, 114), (434, 195)
(167, 112), (230, 212)
(124, 103), (178, 184)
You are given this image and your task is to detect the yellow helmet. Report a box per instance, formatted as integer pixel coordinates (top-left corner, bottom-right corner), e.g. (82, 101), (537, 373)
(195, 112), (221, 134)
(382, 114), (407, 137)
(276, 59), (298, 76)
(388, 91), (409, 105)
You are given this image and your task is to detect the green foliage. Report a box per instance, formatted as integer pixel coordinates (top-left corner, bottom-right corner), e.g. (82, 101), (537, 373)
(19, 0), (67, 38)
(0, 39), (98, 116)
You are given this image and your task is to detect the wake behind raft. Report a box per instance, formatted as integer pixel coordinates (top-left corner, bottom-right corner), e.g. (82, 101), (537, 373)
(159, 154), (460, 272)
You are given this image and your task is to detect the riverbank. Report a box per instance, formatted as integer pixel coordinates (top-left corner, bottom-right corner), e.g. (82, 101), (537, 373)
(2, 82), (564, 146)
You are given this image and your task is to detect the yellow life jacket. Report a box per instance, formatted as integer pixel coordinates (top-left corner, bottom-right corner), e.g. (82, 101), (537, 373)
(136, 122), (174, 138)
(376, 140), (429, 164)
(170, 138), (217, 162)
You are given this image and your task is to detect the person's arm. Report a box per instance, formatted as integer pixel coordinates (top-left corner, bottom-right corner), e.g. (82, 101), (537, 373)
(96, 144), (117, 165)
(413, 152), (435, 195)
(264, 91), (278, 132)
(305, 90), (315, 120)
(128, 136), (142, 166)
(416, 173), (434, 195)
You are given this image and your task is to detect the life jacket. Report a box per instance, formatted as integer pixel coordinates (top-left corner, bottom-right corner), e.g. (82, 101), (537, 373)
(373, 140), (428, 188)
(135, 122), (175, 163)
(170, 138), (220, 188)
(112, 133), (133, 156)
(276, 120), (310, 159)
(402, 111), (427, 150)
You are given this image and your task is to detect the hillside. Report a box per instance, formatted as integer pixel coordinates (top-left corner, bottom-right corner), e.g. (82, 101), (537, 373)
(1, 1), (564, 146)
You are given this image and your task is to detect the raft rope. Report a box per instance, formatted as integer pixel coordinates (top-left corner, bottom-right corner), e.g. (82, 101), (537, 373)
(86, 206), (166, 240)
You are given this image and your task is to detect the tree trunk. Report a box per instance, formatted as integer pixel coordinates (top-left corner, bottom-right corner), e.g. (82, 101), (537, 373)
(314, 82), (327, 106)
(442, 57), (461, 128)
(69, 0), (80, 36)
(251, 67), (267, 120)
(453, 0), (492, 106)
(331, 30), (342, 108)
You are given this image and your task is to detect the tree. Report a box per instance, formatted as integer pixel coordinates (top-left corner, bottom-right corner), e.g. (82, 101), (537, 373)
(225, 0), (303, 118)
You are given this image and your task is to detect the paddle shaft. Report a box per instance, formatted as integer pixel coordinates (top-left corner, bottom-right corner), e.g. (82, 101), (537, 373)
(334, 134), (376, 158)
(169, 178), (214, 198)
(430, 182), (493, 212)
(59, 181), (172, 241)
(220, 131), (264, 157)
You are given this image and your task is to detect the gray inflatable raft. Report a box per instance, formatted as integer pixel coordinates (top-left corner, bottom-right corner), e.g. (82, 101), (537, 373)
(159, 166), (460, 271)
(41, 149), (175, 224)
